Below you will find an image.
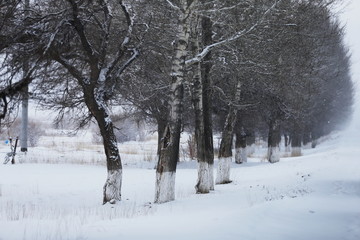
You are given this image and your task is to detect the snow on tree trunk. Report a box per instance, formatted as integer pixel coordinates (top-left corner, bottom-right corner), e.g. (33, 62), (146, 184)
(216, 157), (232, 184)
(311, 139), (317, 148)
(235, 148), (247, 164)
(83, 85), (123, 204)
(268, 146), (280, 163)
(284, 134), (291, 152)
(192, 65), (212, 193)
(208, 163), (214, 190)
(200, 14), (215, 191)
(96, 112), (122, 204)
(267, 119), (281, 163)
(235, 128), (247, 164)
(155, 0), (196, 203)
(291, 131), (302, 157)
(191, 15), (215, 193)
(156, 118), (167, 156)
(155, 170), (176, 204)
(246, 131), (255, 156)
(196, 161), (212, 193)
(216, 81), (241, 184)
(103, 169), (122, 204)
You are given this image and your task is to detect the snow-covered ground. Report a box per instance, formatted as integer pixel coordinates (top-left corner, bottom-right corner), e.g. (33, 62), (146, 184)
(0, 127), (359, 240)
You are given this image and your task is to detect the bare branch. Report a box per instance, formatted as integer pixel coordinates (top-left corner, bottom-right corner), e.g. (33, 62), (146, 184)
(66, 0), (98, 63)
(186, 0), (283, 66)
(165, 0), (181, 11)
(53, 55), (87, 84)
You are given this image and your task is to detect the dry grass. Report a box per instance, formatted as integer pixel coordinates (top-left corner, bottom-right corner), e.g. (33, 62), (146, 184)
(281, 152), (291, 158)
(120, 147), (139, 155)
(291, 151), (303, 157)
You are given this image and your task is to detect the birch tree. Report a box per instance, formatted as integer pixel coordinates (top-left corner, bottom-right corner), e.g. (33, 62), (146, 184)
(155, 0), (197, 203)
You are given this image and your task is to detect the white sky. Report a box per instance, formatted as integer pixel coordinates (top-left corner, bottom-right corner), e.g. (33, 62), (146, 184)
(337, 0), (360, 131)
(340, 0), (360, 81)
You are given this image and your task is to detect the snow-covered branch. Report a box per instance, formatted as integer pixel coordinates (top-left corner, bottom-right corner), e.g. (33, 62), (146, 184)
(119, 0), (133, 48)
(106, 0), (137, 77)
(166, 0), (181, 11)
(115, 48), (140, 76)
(186, 0), (282, 66)
(98, 0), (113, 67)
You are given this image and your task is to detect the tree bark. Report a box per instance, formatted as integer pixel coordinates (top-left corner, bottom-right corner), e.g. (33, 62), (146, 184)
(191, 12), (214, 194)
(192, 60), (214, 193)
(302, 131), (311, 146)
(291, 130), (302, 157)
(200, 14), (215, 192)
(246, 130), (256, 156)
(157, 117), (167, 156)
(267, 119), (281, 163)
(155, 0), (195, 203)
(216, 81), (241, 184)
(284, 133), (291, 152)
(235, 127), (247, 164)
(83, 88), (122, 204)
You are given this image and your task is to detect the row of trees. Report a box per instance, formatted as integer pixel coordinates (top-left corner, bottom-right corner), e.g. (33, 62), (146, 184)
(0, 0), (354, 204)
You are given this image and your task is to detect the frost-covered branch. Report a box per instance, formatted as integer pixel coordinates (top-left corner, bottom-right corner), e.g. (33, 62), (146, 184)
(98, 0), (113, 67)
(43, 19), (67, 55)
(186, 0), (283, 66)
(119, 0), (133, 48)
(106, 0), (137, 77)
(115, 48), (140, 76)
(165, 0), (181, 11)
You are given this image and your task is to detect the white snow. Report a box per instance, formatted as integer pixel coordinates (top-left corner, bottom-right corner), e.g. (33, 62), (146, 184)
(0, 126), (359, 240)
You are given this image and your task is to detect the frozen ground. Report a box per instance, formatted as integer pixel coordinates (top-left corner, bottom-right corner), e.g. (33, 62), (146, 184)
(0, 128), (359, 240)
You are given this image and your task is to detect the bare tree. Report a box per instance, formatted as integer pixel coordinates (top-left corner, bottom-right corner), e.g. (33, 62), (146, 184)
(23, 0), (140, 204)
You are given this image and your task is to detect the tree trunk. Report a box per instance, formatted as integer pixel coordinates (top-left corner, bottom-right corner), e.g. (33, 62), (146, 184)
(284, 133), (291, 152)
(83, 88), (122, 204)
(157, 118), (167, 156)
(291, 130), (302, 157)
(200, 14), (215, 191)
(302, 131), (311, 146)
(311, 130), (318, 148)
(191, 13), (214, 194)
(192, 61), (214, 193)
(155, 0), (195, 203)
(267, 119), (281, 163)
(216, 81), (241, 184)
(235, 127), (247, 164)
(155, 124), (181, 203)
(291, 130), (301, 157)
(246, 130), (256, 156)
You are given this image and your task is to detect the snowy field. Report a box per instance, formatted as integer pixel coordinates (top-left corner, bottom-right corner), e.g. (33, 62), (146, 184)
(0, 128), (359, 240)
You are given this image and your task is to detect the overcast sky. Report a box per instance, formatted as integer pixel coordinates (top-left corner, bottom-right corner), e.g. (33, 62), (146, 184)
(338, 0), (360, 130)
(340, 0), (360, 80)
